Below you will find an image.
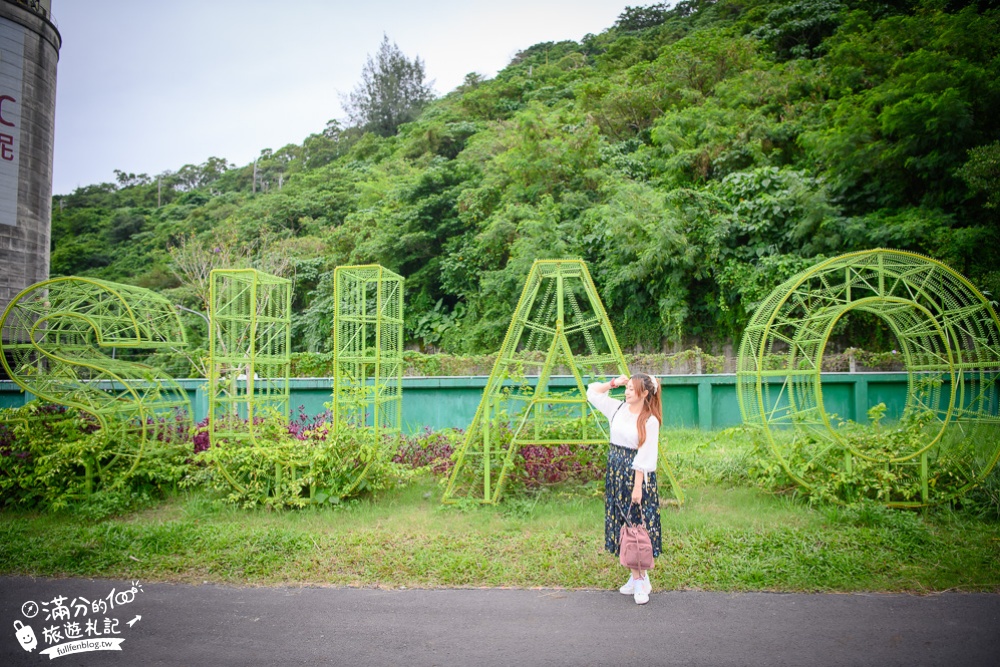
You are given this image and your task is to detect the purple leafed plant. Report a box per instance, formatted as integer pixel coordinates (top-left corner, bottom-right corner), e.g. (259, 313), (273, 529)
(516, 444), (603, 488)
(286, 405), (333, 440)
(192, 406), (335, 452)
(192, 417), (210, 453)
(393, 426), (462, 475)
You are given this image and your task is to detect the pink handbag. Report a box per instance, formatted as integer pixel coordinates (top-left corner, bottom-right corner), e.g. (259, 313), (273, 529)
(618, 501), (654, 570)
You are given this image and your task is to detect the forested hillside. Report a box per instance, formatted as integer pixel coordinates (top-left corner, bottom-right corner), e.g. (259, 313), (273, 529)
(51, 0), (1000, 363)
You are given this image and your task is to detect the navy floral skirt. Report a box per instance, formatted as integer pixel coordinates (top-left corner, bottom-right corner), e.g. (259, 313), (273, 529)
(605, 444), (662, 559)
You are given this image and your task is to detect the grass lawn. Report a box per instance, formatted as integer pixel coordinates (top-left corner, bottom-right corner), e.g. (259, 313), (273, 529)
(2, 473), (999, 592)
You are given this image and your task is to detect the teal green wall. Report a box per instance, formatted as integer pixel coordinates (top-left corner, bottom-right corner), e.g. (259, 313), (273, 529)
(1, 373), (912, 433)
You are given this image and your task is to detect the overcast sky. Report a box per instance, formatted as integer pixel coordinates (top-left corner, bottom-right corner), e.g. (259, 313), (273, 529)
(50, 0), (631, 195)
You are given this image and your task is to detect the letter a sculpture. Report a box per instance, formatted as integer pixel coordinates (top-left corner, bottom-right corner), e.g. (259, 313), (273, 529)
(443, 259), (684, 504)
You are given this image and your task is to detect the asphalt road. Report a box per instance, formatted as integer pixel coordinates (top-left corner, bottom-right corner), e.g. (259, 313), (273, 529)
(1, 577), (997, 666)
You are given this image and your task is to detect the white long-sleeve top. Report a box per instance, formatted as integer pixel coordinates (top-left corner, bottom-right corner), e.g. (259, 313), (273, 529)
(586, 383), (659, 474)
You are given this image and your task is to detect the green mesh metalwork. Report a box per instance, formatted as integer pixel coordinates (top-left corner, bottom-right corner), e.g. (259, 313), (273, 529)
(737, 249), (1000, 506)
(332, 265), (404, 435)
(331, 265), (404, 494)
(443, 259), (684, 504)
(0, 277), (192, 480)
(208, 269), (291, 450)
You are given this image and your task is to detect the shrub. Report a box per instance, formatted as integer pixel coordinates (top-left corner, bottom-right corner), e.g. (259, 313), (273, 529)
(186, 412), (406, 509)
(393, 427), (462, 475)
(736, 401), (1000, 510)
(0, 402), (190, 517)
(512, 444), (604, 488)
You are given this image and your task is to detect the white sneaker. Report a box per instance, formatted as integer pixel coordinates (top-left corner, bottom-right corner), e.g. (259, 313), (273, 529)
(633, 573), (651, 604)
(621, 574), (652, 596)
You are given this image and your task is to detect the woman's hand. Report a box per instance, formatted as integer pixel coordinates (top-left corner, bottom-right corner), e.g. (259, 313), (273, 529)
(631, 484), (643, 505)
(612, 374), (629, 388)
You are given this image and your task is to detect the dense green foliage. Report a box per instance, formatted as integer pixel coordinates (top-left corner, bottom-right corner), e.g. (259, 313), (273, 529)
(52, 0), (1000, 360)
(0, 404), (190, 518)
(185, 415), (406, 510)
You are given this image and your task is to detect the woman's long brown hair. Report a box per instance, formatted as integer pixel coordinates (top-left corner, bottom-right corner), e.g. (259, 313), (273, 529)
(632, 373), (662, 448)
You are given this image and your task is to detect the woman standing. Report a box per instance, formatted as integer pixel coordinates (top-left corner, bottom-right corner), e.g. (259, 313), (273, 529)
(587, 372), (662, 605)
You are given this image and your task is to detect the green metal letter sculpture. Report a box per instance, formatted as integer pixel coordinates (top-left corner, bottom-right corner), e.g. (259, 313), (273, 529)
(737, 249), (1000, 506)
(0, 276), (192, 490)
(443, 259), (684, 504)
(208, 269), (291, 447)
(332, 265), (404, 494)
(332, 265), (404, 436)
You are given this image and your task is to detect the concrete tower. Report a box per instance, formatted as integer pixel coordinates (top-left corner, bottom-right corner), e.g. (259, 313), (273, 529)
(0, 0), (60, 317)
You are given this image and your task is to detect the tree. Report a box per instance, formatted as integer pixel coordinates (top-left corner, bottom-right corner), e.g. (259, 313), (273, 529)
(343, 34), (434, 137)
(752, 0), (846, 60)
(614, 3), (670, 31)
(959, 141), (1000, 209)
(167, 231), (292, 311)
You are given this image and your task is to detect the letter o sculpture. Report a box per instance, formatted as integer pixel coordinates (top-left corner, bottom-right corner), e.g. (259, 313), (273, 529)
(737, 249), (1000, 506)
